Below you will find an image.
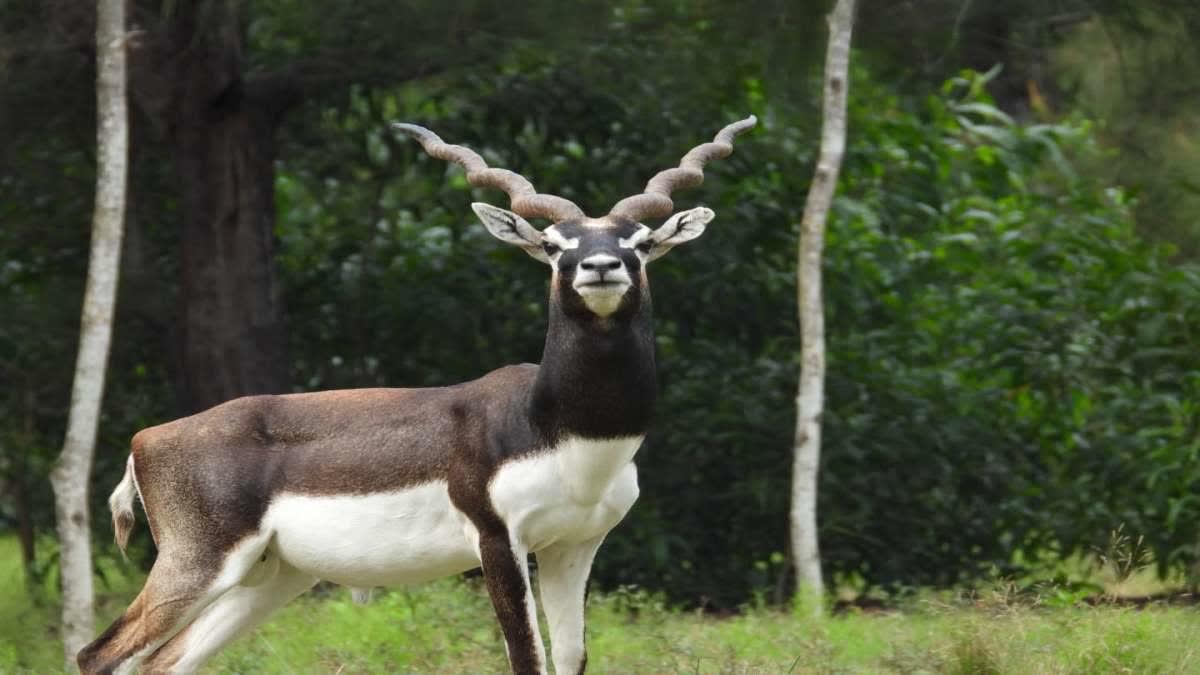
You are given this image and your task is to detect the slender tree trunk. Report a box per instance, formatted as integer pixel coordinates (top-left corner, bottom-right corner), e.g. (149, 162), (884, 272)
(791, 0), (855, 615)
(48, 0), (127, 664)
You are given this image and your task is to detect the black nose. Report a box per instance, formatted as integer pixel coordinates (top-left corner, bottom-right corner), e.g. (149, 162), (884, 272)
(580, 257), (622, 272)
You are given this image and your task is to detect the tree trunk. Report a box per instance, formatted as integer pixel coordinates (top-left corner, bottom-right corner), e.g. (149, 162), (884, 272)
(49, 0), (127, 664)
(155, 3), (289, 413)
(172, 94), (289, 413)
(791, 0), (855, 615)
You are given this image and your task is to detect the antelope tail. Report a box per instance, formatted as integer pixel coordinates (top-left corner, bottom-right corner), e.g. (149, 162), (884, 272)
(109, 456), (138, 559)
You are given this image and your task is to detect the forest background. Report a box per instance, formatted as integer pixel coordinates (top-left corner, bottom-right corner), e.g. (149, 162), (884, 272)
(3, 0), (1200, 620)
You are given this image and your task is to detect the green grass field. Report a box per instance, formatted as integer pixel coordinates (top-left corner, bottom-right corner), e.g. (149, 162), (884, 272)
(2, 536), (1198, 673)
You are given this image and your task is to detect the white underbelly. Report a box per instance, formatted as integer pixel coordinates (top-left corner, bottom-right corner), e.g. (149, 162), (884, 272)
(263, 482), (479, 587)
(261, 436), (643, 586)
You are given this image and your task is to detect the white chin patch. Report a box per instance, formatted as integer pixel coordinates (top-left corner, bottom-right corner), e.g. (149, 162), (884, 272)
(575, 284), (629, 317)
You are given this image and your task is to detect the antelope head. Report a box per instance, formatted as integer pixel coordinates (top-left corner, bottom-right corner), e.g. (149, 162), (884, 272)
(392, 116), (757, 319)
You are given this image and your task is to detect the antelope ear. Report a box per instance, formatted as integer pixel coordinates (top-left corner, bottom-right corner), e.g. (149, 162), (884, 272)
(471, 203), (550, 263)
(646, 206), (715, 262)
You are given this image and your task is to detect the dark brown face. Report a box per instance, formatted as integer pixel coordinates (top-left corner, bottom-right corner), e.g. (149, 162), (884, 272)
(470, 202), (716, 319)
(539, 216), (649, 318)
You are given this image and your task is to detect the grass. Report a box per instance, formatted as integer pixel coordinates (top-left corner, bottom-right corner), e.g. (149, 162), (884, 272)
(2, 535), (1199, 673)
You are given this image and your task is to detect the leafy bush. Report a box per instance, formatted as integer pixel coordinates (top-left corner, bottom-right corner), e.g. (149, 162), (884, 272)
(819, 68), (1200, 589)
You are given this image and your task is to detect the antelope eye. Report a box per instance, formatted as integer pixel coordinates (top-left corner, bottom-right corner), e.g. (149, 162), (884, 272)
(635, 241), (653, 253)
(542, 242), (559, 255)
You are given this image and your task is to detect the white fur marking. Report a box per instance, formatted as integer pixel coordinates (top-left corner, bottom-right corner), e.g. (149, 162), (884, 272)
(537, 536), (604, 675)
(510, 539), (548, 673)
(542, 227), (580, 251)
(577, 288), (626, 316)
(618, 227), (652, 249)
(264, 481), (480, 587)
(213, 531), (276, 591)
(163, 565), (317, 673)
(109, 456), (137, 515)
(239, 551), (279, 587)
(573, 254), (633, 317)
(490, 436), (642, 552)
(113, 644), (156, 675)
(112, 533), (274, 674)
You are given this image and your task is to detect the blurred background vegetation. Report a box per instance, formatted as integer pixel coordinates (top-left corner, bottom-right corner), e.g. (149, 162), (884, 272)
(2, 0), (1199, 613)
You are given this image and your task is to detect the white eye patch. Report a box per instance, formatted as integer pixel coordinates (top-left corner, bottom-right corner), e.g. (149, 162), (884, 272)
(618, 227), (652, 250)
(542, 227), (580, 251)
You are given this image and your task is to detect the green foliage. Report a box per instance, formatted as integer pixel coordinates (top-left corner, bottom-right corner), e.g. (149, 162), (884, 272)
(820, 68), (1200, 589)
(1054, 8), (1200, 253)
(4, 0), (1200, 612)
(0, 535), (143, 672)
(208, 580), (509, 673)
(4, 536), (1200, 674)
(203, 586), (1200, 674)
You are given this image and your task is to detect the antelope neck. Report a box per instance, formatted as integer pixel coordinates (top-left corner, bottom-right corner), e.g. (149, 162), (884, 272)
(530, 300), (657, 441)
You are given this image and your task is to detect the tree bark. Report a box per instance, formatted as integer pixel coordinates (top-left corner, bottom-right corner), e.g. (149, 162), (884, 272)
(120, 0), (497, 414)
(791, 0), (855, 615)
(131, 1), (290, 413)
(171, 81), (289, 413)
(49, 0), (127, 664)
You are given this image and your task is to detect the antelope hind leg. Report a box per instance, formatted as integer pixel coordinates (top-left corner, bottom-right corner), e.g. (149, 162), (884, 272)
(140, 558), (317, 673)
(78, 533), (273, 674)
(77, 560), (219, 674)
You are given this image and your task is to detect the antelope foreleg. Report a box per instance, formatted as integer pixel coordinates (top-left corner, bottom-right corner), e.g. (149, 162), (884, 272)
(479, 530), (547, 675)
(536, 535), (604, 675)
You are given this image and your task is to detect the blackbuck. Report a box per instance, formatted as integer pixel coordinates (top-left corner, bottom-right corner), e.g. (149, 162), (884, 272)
(78, 115), (756, 675)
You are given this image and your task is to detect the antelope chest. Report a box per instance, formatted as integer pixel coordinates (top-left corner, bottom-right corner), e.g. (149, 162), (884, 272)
(489, 435), (644, 551)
